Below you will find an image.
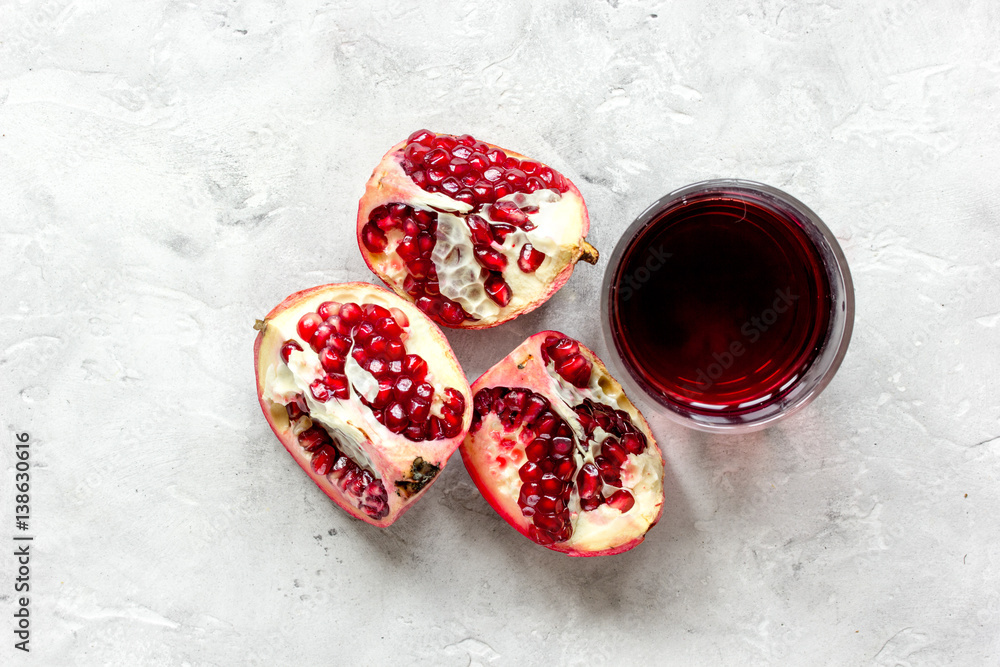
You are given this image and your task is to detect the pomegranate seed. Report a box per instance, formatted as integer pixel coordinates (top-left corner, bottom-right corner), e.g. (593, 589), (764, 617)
(367, 334), (388, 356)
(580, 494), (604, 511)
(404, 422), (426, 441)
(522, 394), (549, 424)
(286, 401), (304, 421)
(538, 166), (555, 184)
(494, 182), (513, 199)
(482, 166), (503, 183)
(518, 244), (545, 272)
(525, 438), (549, 462)
(556, 354), (592, 388)
(533, 513), (567, 533)
(530, 526), (557, 545)
(372, 316), (401, 339)
(554, 458), (575, 481)
(535, 414), (559, 436)
(362, 223), (388, 253)
(426, 167), (447, 184)
(385, 339), (405, 361)
(408, 397), (430, 422)
(536, 495), (565, 514)
(468, 152), (489, 171)
(439, 300), (467, 325)
(521, 161), (539, 175)
(324, 373), (350, 400)
(311, 445), (338, 475)
(473, 245), (507, 272)
(525, 176), (545, 192)
(519, 461), (542, 482)
(401, 354), (427, 381)
(427, 416), (445, 440)
(310, 324), (334, 352)
(317, 301), (341, 319)
(577, 463), (601, 499)
(551, 435), (573, 456)
(385, 403), (408, 433)
(472, 181), (494, 204)
(444, 387), (466, 414)
(368, 358), (388, 377)
(309, 380), (330, 402)
(339, 303), (362, 326)
(404, 143), (430, 164)
(441, 177), (461, 195)
(448, 158), (471, 176)
(595, 456), (621, 484)
(297, 426), (330, 452)
(504, 168), (527, 188)
(280, 340), (302, 363)
(297, 313), (323, 343)
(547, 337), (579, 362)
(491, 223), (516, 242)
(503, 156), (520, 169)
(319, 348), (344, 373)
(407, 128), (434, 145)
(393, 376), (415, 401)
(606, 489), (635, 512)
(489, 201), (529, 226)
(415, 296), (437, 316)
(484, 274), (512, 307)
(424, 147), (449, 167)
(415, 381), (434, 401)
(485, 148), (505, 165)
(602, 439), (629, 466)
(327, 334), (350, 355)
(466, 214), (494, 245)
(622, 432), (646, 454)
(433, 135), (458, 151)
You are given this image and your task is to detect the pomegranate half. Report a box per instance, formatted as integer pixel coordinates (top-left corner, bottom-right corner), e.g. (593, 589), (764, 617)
(461, 332), (664, 555)
(253, 282), (472, 526)
(357, 130), (598, 329)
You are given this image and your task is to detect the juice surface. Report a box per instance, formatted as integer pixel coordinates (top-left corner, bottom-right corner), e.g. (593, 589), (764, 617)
(610, 195), (832, 412)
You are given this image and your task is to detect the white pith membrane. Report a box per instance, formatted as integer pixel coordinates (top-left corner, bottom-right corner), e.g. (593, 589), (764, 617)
(467, 338), (663, 554)
(256, 284), (469, 522)
(359, 147), (589, 326)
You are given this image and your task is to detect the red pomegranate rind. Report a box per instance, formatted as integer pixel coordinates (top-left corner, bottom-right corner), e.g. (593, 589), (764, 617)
(254, 282), (472, 527)
(460, 331), (664, 556)
(357, 131), (598, 329)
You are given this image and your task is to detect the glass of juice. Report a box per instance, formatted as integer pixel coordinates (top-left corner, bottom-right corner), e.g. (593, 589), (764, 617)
(602, 179), (854, 433)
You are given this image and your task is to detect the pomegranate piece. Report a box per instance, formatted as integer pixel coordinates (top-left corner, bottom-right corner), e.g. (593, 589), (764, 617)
(357, 130), (598, 329)
(460, 331), (664, 556)
(253, 282), (472, 527)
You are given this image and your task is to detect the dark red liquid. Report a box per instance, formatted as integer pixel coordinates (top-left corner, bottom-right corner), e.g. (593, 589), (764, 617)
(609, 193), (832, 413)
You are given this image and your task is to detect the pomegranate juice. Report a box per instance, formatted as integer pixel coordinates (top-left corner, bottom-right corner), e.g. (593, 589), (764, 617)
(608, 192), (832, 414)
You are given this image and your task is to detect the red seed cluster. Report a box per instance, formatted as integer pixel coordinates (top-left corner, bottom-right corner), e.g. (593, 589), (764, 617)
(362, 203), (471, 326)
(471, 386), (648, 546)
(540, 335), (593, 388)
(362, 131), (565, 327)
(401, 129), (569, 206)
(296, 425), (389, 520)
(285, 300), (466, 442)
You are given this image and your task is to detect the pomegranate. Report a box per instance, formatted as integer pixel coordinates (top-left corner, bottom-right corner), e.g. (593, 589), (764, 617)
(461, 331), (664, 556)
(357, 130), (598, 329)
(253, 282), (472, 527)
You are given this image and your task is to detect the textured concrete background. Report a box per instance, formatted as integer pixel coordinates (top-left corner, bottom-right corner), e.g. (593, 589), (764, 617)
(1, 0), (998, 664)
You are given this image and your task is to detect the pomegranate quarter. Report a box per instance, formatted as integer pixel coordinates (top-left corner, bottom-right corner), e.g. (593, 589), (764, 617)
(253, 282), (472, 527)
(461, 332), (664, 556)
(357, 130), (598, 329)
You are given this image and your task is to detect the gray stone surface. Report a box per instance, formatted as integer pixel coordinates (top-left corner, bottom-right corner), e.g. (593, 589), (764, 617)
(1, 0), (998, 664)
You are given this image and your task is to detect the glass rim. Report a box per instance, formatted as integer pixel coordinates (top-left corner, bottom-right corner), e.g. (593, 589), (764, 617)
(600, 178), (855, 434)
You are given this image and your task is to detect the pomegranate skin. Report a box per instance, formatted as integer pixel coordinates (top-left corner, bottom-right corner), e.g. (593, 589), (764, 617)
(357, 131), (597, 329)
(460, 331), (665, 556)
(254, 282), (472, 527)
